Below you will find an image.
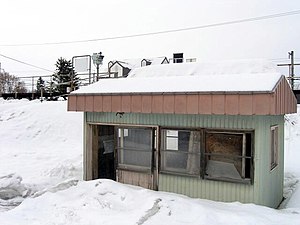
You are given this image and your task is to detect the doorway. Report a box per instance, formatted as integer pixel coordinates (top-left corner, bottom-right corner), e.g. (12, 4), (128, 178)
(98, 125), (116, 180)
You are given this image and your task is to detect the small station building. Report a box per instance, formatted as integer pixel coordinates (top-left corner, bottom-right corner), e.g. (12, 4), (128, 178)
(68, 59), (297, 208)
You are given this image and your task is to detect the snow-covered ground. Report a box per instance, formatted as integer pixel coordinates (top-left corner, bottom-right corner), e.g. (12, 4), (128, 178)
(0, 99), (300, 225)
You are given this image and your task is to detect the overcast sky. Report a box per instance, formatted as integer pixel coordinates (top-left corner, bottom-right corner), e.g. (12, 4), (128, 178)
(0, 0), (300, 78)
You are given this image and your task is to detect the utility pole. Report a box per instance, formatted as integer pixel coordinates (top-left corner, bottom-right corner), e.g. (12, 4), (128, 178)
(289, 51), (295, 90)
(277, 51), (300, 90)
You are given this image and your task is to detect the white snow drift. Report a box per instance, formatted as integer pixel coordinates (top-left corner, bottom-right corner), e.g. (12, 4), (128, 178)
(0, 99), (299, 225)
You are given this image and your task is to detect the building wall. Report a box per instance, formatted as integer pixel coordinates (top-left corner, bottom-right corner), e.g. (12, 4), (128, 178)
(254, 115), (284, 207)
(85, 112), (284, 208)
(109, 63), (125, 77)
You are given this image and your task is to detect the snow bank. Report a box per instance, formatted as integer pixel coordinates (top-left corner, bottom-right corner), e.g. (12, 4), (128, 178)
(0, 99), (300, 224)
(0, 174), (28, 199)
(284, 106), (300, 208)
(0, 99), (83, 184)
(0, 99), (83, 211)
(1, 179), (300, 225)
(0, 174), (30, 212)
(285, 107), (300, 178)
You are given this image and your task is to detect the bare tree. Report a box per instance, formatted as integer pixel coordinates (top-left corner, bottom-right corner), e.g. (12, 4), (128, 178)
(0, 72), (27, 94)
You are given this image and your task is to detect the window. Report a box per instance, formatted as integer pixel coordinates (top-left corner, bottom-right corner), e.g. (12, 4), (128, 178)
(161, 129), (201, 175)
(270, 126), (278, 170)
(160, 128), (253, 183)
(117, 127), (153, 169)
(205, 132), (252, 182)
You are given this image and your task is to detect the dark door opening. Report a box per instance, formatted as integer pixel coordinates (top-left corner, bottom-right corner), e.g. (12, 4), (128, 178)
(98, 125), (116, 180)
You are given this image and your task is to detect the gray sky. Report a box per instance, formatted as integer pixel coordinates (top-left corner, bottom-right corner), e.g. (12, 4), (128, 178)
(0, 0), (300, 77)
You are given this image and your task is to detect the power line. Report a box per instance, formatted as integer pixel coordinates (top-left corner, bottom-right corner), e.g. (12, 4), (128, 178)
(271, 57), (300, 62)
(0, 53), (54, 73)
(1, 9), (300, 47)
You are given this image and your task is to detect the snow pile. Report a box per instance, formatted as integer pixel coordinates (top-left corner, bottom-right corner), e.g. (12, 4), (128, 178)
(0, 99), (300, 224)
(1, 179), (300, 225)
(0, 99), (83, 184)
(285, 108), (300, 178)
(0, 174), (30, 212)
(74, 59), (282, 94)
(0, 99), (83, 211)
(284, 106), (300, 208)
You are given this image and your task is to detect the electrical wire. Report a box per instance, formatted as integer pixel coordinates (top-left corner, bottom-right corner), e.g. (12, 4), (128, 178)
(0, 53), (54, 72)
(1, 9), (300, 47)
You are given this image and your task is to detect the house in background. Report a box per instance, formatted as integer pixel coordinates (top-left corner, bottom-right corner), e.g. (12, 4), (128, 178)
(108, 56), (169, 78)
(68, 59), (296, 208)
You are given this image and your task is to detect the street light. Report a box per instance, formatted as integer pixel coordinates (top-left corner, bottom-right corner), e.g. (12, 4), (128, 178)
(92, 52), (104, 81)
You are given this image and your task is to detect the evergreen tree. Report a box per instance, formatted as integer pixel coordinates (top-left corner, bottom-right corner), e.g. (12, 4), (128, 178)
(36, 76), (45, 93)
(52, 57), (79, 94)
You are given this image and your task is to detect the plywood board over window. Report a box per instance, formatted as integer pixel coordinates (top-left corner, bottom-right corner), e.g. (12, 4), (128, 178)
(205, 132), (252, 182)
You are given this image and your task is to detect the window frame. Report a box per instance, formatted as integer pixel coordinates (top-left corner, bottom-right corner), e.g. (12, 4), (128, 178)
(116, 125), (156, 172)
(270, 125), (279, 171)
(204, 130), (254, 184)
(160, 128), (202, 176)
(159, 127), (254, 184)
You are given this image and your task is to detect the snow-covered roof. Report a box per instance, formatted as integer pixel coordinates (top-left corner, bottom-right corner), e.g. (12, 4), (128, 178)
(143, 57), (168, 65)
(116, 58), (143, 70)
(110, 56), (168, 70)
(74, 59), (282, 94)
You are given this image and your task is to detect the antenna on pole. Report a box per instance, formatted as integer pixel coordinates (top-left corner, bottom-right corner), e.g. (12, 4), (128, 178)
(277, 51), (300, 90)
(288, 51), (295, 90)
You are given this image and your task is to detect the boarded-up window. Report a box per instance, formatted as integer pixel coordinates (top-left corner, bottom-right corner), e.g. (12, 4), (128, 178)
(205, 132), (252, 181)
(270, 126), (279, 170)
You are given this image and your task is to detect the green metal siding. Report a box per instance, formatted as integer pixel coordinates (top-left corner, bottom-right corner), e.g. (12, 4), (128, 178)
(86, 112), (284, 208)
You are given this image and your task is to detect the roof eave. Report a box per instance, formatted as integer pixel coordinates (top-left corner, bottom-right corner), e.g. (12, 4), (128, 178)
(69, 90), (274, 96)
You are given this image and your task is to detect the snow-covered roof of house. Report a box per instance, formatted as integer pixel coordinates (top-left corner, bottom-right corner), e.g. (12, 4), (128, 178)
(110, 56), (168, 70)
(74, 59), (281, 94)
(115, 59), (142, 70)
(68, 59), (297, 115)
(142, 57), (168, 65)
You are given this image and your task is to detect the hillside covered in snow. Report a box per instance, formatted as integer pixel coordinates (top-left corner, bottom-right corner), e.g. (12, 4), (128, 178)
(0, 99), (300, 225)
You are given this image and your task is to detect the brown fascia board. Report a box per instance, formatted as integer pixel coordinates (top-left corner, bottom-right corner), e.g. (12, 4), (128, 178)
(69, 90), (274, 97)
(69, 91), (295, 115)
(68, 75), (297, 115)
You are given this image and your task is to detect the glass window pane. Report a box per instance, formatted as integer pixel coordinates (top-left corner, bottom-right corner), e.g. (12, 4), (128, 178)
(167, 130), (178, 137)
(270, 126), (278, 169)
(166, 137), (178, 150)
(163, 151), (188, 170)
(161, 130), (201, 175)
(117, 127), (152, 168)
(118, 149), (151, 167)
